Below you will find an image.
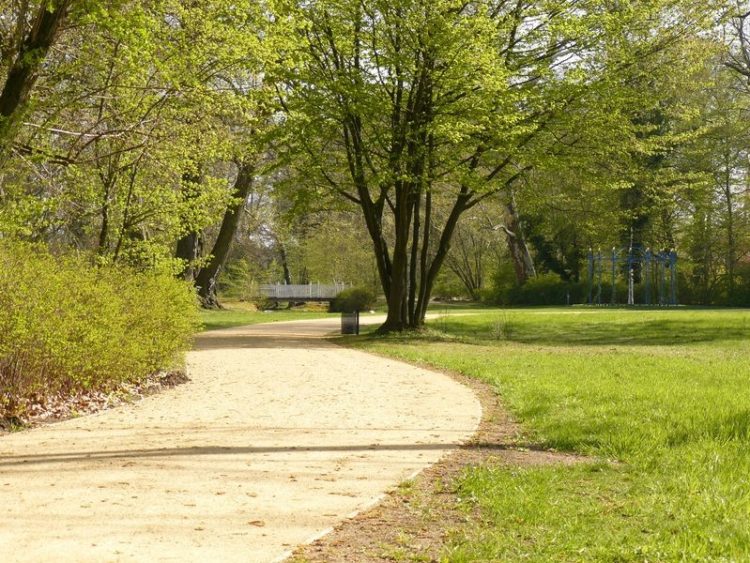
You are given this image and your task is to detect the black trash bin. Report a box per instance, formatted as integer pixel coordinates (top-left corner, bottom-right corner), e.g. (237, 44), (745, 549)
(341, 310), (360, 335)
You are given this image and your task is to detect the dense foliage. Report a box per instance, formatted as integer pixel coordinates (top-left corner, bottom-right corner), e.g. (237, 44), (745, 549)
(0, 242), (198, 419)
(281, 0), (722, 328)
(329, 287), (377, 313)
(2, 2), (750, 320)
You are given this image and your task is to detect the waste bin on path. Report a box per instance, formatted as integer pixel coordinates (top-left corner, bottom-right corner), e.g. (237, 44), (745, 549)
(341, 310), (360, 335)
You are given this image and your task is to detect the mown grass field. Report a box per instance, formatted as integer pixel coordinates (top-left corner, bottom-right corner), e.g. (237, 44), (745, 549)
(198, 301), (335, 331)
(352, 308), (750, 561)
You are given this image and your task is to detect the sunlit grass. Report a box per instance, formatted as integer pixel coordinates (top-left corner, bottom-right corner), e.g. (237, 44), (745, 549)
(348, 308), (750, 560)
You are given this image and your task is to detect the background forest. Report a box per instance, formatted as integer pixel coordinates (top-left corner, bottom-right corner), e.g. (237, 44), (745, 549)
(1, 0), (750, 322)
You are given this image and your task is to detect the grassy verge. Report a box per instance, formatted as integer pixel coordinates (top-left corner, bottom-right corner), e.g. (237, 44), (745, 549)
(199, 301), (336, 331)
(348, 308), (750, 561)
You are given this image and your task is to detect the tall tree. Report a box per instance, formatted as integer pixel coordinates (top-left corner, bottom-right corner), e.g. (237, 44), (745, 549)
(285, 0), (715, 330)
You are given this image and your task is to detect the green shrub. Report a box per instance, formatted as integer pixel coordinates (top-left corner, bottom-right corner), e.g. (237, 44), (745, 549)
(329, 286), (377, 312)
(218, 259), (262, 301)
(0, 242), (199, 419)
(489, 272), (586, 306)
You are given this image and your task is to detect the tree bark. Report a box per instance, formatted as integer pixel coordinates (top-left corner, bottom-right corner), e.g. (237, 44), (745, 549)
(379, 51), (435, 331)
(380, 179), (412, 331)
(503, 190), (536, 285)
(0, 1), (71, 155)
(195, 162), (254, 308)
(175, 172), (204, 281)
(277, 240), (293, 285)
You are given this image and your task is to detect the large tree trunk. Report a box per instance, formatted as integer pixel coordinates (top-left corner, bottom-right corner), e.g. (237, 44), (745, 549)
(379, 178), (412, 332)
(0, 1), (71, 155)
(195, 162), (254, 308)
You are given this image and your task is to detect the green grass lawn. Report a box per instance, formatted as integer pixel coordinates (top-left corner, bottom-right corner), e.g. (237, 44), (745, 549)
(350, 308), (750, 561)
(199, 301), (335, 331)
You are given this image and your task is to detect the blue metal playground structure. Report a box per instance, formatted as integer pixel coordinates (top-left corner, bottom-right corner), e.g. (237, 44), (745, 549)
(587, 247), (678, 306)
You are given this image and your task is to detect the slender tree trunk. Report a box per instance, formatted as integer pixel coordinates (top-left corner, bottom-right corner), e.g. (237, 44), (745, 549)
(275, 240), (296, 309)
(98, 182), (111, 254)
(112, 165), (139, 263)
(417, 192), (470, 325)
(175, 172), (203, 280)
(503, 190), (536, 285)
(277, 241), (293, 285)
(726, 211), (735, 298)
(407, 190), (420, 327)
(416, 188), (432, 319)
(195, 162), (255, 308)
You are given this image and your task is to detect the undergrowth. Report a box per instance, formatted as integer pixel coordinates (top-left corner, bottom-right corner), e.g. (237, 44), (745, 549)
(0, 242), (198, 420)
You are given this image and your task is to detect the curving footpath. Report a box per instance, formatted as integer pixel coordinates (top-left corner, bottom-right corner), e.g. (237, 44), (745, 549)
(0, 316), (481, 562)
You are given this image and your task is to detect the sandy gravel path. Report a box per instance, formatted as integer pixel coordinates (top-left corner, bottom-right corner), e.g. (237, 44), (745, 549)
(0, 316), (480, 562)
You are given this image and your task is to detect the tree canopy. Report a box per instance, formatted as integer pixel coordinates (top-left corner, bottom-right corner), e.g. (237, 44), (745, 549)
(1, 0), (749, 328)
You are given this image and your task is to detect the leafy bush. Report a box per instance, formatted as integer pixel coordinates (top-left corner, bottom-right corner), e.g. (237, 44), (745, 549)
(489, 272), (586, 306)
(329, 286), (377, 312)
(432, 269), (475, 301)
(0, 242), (198, 419)
(219, 258), (267, 302)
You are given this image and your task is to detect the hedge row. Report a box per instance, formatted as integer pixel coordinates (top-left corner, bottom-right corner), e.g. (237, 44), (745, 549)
(329, 287), (376, 312)
(487, 273), (586, 306)
(0, 243), (199, 419)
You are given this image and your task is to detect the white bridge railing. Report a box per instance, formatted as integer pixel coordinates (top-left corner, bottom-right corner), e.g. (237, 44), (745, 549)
(259, 282), (350, 300)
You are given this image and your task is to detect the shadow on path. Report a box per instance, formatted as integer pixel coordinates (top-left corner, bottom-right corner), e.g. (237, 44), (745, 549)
(193, 333), (333, 351)
(0, 442), (520, 467)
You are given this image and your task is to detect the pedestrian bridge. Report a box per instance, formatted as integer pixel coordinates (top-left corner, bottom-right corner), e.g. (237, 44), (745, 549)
(259, 283), (349, 302)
